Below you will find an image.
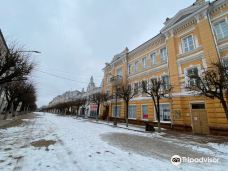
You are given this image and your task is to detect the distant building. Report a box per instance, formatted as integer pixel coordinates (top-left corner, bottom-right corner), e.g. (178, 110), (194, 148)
(82, 76), (101, 118)
(48, 76), (101, 117)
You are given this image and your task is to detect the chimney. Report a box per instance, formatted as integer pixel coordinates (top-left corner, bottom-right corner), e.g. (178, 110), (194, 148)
(194, 0), (205, 5)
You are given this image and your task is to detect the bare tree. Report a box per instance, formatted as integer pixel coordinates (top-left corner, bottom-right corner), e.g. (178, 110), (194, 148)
(186, 62), (228, 121)
(89, 93), (108, 122)
(69, 98), (87, 116)
(142, 78), (171, 132)
(3, 81), (36, 119)
(116, 83), (136, 127)
(0, 46), (34, 85)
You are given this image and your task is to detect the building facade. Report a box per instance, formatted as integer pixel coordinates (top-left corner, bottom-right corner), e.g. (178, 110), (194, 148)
(101, 0), (228, 135)
(0, 30), (9, 114)
(48, 76), (101, 117)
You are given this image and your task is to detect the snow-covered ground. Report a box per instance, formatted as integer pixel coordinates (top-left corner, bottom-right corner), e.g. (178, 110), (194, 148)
(0, 112), (227, 171)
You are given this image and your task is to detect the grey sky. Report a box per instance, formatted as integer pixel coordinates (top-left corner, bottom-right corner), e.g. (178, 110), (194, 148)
(0, 0), (198, 107)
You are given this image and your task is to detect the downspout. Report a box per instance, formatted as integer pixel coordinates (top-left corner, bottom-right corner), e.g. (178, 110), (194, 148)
(206, 5), (221, 61)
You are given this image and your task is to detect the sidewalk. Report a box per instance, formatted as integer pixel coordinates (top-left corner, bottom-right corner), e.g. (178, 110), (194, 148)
(0, 112), (34, 129)
(85, 118), (228, 144)
(85, 118), (165, 133)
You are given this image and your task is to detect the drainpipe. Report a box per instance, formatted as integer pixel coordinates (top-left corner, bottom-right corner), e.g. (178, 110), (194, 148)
(206, 7), (221, 61)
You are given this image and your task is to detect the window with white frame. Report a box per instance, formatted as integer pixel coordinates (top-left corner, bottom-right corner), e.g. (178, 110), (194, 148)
(160, 48), (167, 62)
(116, 67), (122, 76)
(135, 61), (139, 73)
(214, 20), (228, 40)
(150, 52), (157, 65)
(155, 104), (171, 121)
(142, 57), (147, 69)
(142, 80), (148, 91)
(128, 105), (136, 119)
(128, 64), (131, 75)
(134, 82), (139, 94)
(142, 105), (148, 119)
(186, 67), (199, 86)
(222, 57), (228, 67)
(182, 35), (195, 53)
(161, 75), (169, 90)
(112, 106), (120, 117)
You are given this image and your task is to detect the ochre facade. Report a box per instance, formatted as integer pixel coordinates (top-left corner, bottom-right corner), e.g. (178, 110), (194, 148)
(101, 0), (228, 135)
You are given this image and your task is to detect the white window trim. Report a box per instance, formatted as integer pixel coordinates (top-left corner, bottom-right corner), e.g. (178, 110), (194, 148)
(116, 67), (122, 76)
(141, 104), (149, 120)
(153, 103), (171, 123)
(128, 64), (131, 75)
(213, 17), (228, 40)
(128, 104), (137, 119)
(142, 57), (147, 69)
(184, 64), (201, 86)
(112, 105), (121, 118)
(150, 52), (157, 65)
(160, 47), (168, 62)
(181, 34), (196, 54)
(134, 61), (139, 73)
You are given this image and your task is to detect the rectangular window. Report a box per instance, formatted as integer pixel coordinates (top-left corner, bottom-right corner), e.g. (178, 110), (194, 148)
(214, 20), (228, 40)
(150, 52), (157, 65)
(160, 48), (167, 62)
(142, 105), (148, 119)
(187, 67), (199, 86)
(142, 80), (148, 91)
(157, 104), (171, 122)
(134, 82), (139, 94)
(161, 75), (169, 90)
(222, 58), (228, 67)
(128, 64), (131, 75)
(135, 61), (139, 73)
(112, 106), (120, 117)
(182, 35), (195, 53)
(128, 105), (136, 119)
(117, 68), (122, 76)
(191, 103), (205, 109)
(142, 57), (147, 69)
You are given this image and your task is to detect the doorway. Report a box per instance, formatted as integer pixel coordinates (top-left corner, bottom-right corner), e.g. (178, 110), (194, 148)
(191, 103), (209, 134)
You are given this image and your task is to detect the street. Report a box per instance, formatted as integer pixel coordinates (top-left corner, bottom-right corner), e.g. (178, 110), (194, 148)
(0, 112), (228, 171)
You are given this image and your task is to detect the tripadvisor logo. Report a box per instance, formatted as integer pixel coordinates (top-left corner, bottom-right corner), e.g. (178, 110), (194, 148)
(171, 155), (182, 166)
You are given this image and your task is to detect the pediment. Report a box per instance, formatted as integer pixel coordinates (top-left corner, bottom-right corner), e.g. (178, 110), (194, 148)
(161, 2), (208, 32)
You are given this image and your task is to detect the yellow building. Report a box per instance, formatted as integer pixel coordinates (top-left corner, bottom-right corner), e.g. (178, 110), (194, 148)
(101, 0), (228, 135)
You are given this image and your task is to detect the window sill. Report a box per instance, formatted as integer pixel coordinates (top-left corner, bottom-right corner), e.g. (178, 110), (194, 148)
(153, 120), (171, 123)
(217, 37), (228, 44)
(177, 46), (203, 58)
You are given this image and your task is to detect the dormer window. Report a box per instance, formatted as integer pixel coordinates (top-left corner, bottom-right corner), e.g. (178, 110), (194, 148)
(182, 35), (195, 53)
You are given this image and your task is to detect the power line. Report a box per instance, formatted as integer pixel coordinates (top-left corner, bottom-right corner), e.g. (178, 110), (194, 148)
(34, 69), (89, 84)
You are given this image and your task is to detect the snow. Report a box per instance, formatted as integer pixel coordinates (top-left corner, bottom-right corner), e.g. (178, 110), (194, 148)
(0, 112), (227, 171)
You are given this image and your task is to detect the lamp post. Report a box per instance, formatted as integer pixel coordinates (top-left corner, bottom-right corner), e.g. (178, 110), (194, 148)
(17, 50), (41, 54)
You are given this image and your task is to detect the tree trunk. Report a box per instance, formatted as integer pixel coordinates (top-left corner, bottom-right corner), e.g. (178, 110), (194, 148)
(221, 99), (228, 121)
(96, 103), (100, 122)
(125, 101), (129, 127)
(157, 99), (161, 133)
(11, 102), (14, 118)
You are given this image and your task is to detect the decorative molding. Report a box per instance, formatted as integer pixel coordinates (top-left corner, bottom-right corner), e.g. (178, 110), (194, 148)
(177, 50), (204, 65)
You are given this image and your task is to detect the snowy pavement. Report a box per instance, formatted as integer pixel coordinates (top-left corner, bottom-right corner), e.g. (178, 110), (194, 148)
(0, 112), (228, 171)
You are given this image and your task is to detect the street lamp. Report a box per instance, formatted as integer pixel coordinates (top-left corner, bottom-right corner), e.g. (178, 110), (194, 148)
(17, 50), (41, 54)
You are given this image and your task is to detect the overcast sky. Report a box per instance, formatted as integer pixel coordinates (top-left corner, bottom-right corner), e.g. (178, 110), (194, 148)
(0, 0), (198, 107)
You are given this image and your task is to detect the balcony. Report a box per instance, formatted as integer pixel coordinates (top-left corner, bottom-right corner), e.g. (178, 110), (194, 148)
(110, 75), (122, 86)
